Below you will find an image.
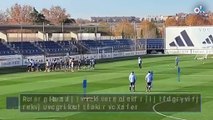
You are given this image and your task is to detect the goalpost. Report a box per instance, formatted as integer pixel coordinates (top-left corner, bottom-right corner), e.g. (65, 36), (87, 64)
(194, 51), (207, 64)
(97, 47), (114, 59)
(194, 47), (213, 60)
(194, 54), (208, 60)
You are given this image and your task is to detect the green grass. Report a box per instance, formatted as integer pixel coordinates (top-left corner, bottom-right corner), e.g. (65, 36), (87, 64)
(0, 55), (213, 120)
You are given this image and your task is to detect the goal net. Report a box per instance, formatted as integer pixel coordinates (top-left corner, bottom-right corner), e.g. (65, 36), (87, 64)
(194, 48), (213, 60)
(89, 47), (114, 59)
(194, 54), (208, 60)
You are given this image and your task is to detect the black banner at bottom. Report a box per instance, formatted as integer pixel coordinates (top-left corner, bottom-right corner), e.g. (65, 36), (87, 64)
(20, 94), (201, 112)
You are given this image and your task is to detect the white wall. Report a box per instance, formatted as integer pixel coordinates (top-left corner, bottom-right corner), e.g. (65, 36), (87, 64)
(70, 32), (77, 40)
(38, 31), (48, 41)
(0, 32), (7, 41)
(7, 33), (39, 41)
(77, 33), (101, 40)
(51, 33), (72, 40)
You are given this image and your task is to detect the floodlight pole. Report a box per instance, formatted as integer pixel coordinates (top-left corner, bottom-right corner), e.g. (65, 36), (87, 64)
(97, 47), (100, 59)
(62, 22), (64, 41)
(21, 23), (23, 66)
(133, 21), (137, 53)
(20, 10), (24, 66)
(109, 23), (112, 40)
(95, 25), (97, 40)
(80, 24), (82, 40)
(43, 22), (46, 61)
(112, 47), (114, 58)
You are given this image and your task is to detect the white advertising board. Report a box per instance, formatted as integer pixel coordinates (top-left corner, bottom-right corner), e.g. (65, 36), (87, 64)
(0, 55), (22, 67)
(0, 50), (146, 68)
(23, 55), (45, 65)
(166, 26), (213, 54)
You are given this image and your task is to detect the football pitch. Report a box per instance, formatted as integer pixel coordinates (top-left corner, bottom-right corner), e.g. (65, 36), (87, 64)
(0, 55), (212, 120)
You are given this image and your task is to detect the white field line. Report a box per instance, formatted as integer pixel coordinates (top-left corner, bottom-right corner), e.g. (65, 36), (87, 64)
(152, 101), (187, 120)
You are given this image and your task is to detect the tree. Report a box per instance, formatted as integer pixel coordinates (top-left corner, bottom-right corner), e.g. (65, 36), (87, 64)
(208, 14), (213, 25)
(41, 6), (70, 25)
(7, 3), (33, 24)
(76, 18), (91, 24)
(30, 7), (48, 24)
(164, 17), (178, 27)
(177, 18), (186, 26)
(113, 20), (134, 38)
(140, 20), (157, 38)
(185, 14), (209, 26)
(64, 18), (76, 24)
(0, 10), (7, 24)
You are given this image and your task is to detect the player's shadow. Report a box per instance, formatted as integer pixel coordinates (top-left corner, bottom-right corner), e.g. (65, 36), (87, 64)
(133, 90), (146, 93)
